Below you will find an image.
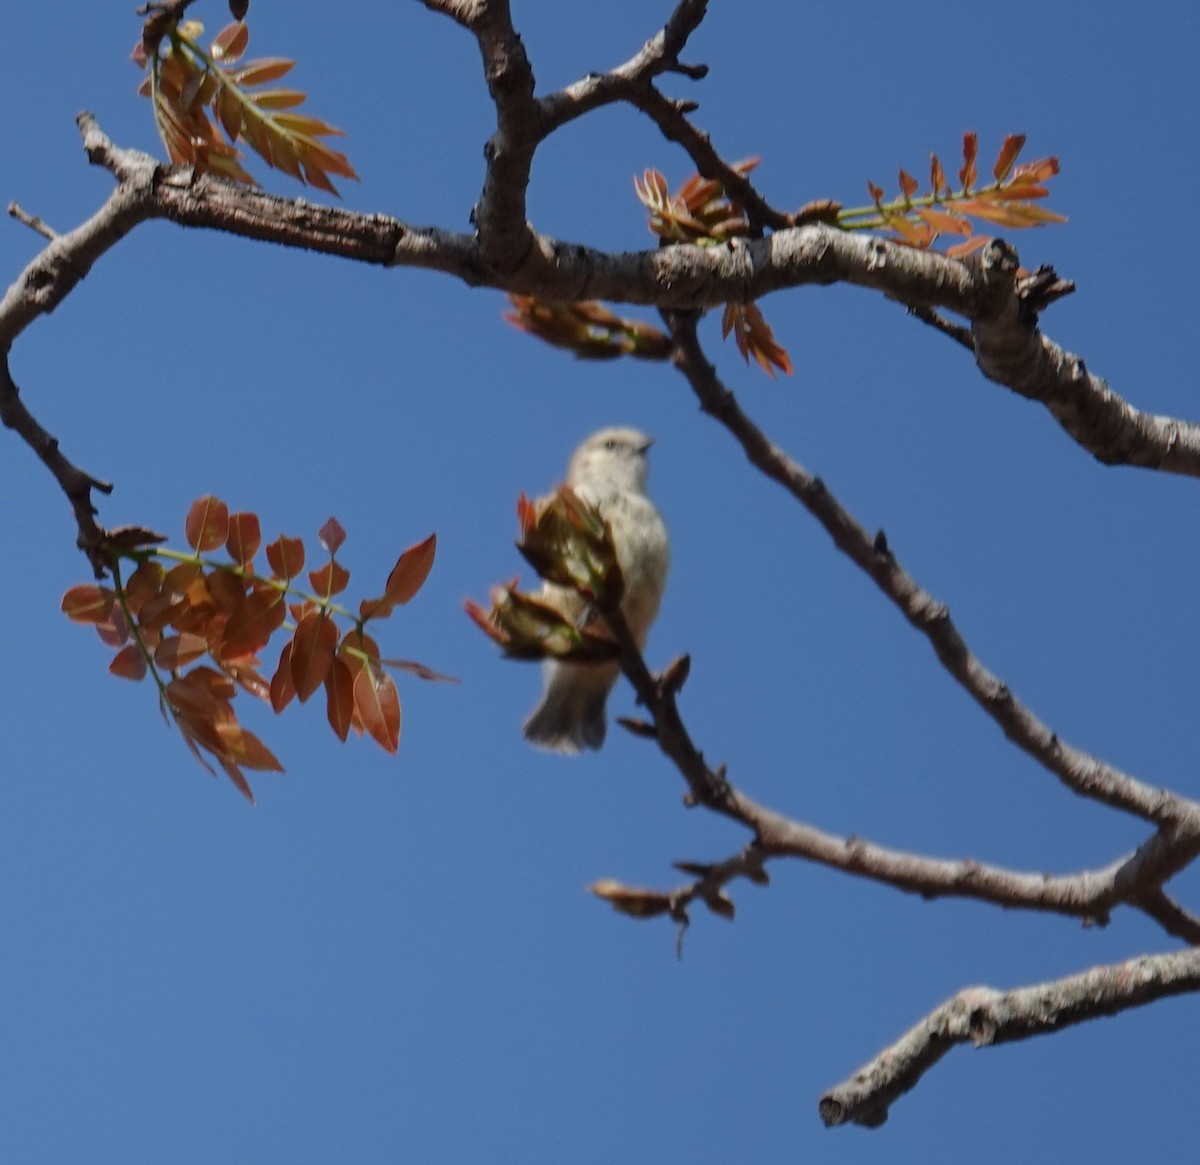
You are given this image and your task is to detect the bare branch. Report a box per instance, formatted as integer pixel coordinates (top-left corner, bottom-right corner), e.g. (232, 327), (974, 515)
(0, 361), (112, 574)
(599, 607), (1200, 932)
(663, 309), (1197, 827)
(820, 947), (1200, 1128)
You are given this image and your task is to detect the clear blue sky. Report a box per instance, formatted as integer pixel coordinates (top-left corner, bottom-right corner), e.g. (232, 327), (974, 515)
(2, 2), (1198, 1161)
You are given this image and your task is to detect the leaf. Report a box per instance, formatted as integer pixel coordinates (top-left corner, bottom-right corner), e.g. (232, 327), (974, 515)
(378, 658), (460, 684)
(360, 533), (437, 620)
(992, 133), (1026, 183)
(916, 207), (973, 236)
(231, 57), (295, 87)
(62, 585), (116, 624)
(215, 721), (283, 771)
(318, 516), (346, 555)
(308, 559), (351, 599)
(960, 131), (978, 190)
(589, 880), (674, 919)
(226, 511), (261, 566)
(324, 655), (355, 742)
(265, 534), (305, 579)
(945, 234), (992, 259)
(211, 21), (249, 63)
(155, 632), (210, 670)
(109, 644), (148, 681)
(123, 561), (166, 616)
(185, 495), (230, 552)
(270, 640), (297, 713)
(220, 585), (286, 659)
(353, 667), (401, 754)
(898, 169), (918, 200)
(290, 610), (337, 702)
(249, 88), (307, 110)
(215, 83), (244, 141)
(930, 153), (949, 197)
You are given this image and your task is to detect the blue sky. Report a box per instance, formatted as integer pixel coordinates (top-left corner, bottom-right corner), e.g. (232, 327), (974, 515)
(2, 1), (1199, 1161)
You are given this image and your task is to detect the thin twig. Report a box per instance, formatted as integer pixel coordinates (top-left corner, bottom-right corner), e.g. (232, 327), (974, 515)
(7, 201), (57, 241)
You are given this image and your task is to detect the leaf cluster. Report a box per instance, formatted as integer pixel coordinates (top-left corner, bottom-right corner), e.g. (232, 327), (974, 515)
(504, 297), (672, 362)
(63, 497), (449, 801)
(465, 488), (624, 663)
(844, 133), (1064, 258)
(133, 16), (358, 194)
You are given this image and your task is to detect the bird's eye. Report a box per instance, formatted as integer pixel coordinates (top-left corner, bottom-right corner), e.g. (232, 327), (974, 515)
(604, 438), (617, 450)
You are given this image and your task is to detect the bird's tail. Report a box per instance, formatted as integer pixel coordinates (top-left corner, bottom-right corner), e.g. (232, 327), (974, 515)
(523, 663), (612, 754)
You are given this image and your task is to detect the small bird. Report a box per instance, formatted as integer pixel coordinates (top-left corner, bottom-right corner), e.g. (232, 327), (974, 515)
(523, 426), (670, 754)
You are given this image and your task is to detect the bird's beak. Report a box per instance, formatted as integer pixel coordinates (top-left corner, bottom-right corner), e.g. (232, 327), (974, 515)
(639, 436), (655, 453)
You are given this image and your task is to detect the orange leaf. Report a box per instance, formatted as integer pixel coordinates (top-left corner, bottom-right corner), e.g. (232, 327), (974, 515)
(309, 560), (351, 599)
(353, 667), (401, 754)
(898, 169), (918, 200)
(324, 656), (355, 742)
(290, 610), (337, 702)
(265, 534), (305, 579)
(226, 511), (261, 566)
(219, 758), (257, 804)
(185, 495), (230, 552)
(62, 584), (116, 624)
(109, 644), (148, 681)
(916, 207), (973, 236)
(945, 235), (991, 259)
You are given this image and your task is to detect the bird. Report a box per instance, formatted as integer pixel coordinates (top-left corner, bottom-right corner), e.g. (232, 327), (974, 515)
(523, 426), (670, 754)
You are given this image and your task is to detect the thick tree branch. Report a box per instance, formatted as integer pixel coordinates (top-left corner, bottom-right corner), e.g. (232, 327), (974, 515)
(664, 310), (1198, 829)
(819, 947), (1200, 1128)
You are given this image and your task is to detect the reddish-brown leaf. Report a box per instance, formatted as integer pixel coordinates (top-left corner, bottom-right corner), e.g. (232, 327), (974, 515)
(215, 721), (283, 771)
(360, 533), (437, 620)
(517, 494), (538, 538)
(960, 131), (978, 190)
(866, 180), (885, 204)
(324, 656), (355, 742)
(249, 88), (307, 110)
(185, 495), (230, 552)
(265, 534), (305, 579)
(226, 511), (261, 566)
(898, 169), (919, 200)
(164, 562), (202, 592)
(308, 559), (351, 599)
(930, 153), (949, 197)
(353, 667), (401, 754)
(109, 644), (148, 681)
(220, 586), (286, 659)
(206, 568), (246, 617)
(379, 657), (460, 684)
(211, 20), (249, 63)
(290, 610), (337, 702)
(122, 561), (165, 616)
(270, 640), (297, 713)
(223, 661), (271, 701)
(232, 57), (296, 87)
(62, 585), (116, 624)
(95, 606), (131, 648)
(215, 83), (243, 141)
(318, 516), (346, 555)
(219, 757), (257, 804)
(155, 632), (210, 671)
(992, 133), (1026, 183)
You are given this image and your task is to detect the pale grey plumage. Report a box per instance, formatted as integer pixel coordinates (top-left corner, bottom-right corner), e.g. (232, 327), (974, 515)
(523, 426), (670, 754)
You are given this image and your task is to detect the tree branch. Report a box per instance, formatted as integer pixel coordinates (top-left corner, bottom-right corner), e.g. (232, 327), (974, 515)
(819, 946), (1200, 1128)
(601, 615), (1200, 937)
(663, 309), (1198, 828)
